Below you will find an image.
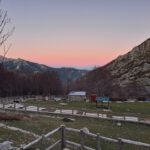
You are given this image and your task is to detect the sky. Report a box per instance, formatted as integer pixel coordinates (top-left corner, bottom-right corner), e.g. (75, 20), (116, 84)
(1, 0), (150, 69)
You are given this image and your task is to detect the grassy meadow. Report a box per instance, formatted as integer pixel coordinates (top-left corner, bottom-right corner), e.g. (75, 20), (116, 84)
(0, 113), (149, 149)
(0, 99), (149, 149)
(23, 99), (150, 117)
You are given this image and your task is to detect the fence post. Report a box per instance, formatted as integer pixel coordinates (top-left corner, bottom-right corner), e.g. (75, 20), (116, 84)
(20, 145), (24, 150)
(96, 133), (101, 150)
(83, 109), (86, 116)
(118, 138), (123, 150)
(37, 106), (39, 112)
(72, 109), (74, 115)
(14, 103), (16, 111)
(61, 125), (66, 149)
(123, 114), (125, 121)
(3, 103), (5, 110)
(97, 112), (99, 118)
(24, 105), (27, 112)
(80, 129), (85, 150)
(60, 108), (62, 114)
(41, 134), (46, 150)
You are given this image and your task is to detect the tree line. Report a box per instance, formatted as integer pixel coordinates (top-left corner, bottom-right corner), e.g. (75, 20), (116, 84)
(0, 65), (63, 97)
(71, 67), (147, 100)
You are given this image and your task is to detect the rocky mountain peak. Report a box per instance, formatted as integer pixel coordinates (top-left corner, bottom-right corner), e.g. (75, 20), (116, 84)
(106, 38), (150, 97)
(78, 38), (150, 98)
(137, 38), (150, 52)
(130, 38), (150, 61)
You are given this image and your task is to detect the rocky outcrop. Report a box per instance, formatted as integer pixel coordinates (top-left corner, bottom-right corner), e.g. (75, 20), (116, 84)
(76, 38), (150, 98)
(106, 38), (150, 97)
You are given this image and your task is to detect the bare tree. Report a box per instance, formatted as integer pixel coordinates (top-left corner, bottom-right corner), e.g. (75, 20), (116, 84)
(0, 0), (14, 62)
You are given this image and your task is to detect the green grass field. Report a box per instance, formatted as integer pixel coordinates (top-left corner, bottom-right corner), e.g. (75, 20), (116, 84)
(1, 114), (150, 148)
(0, 128), (34, 147)
(23, 100), (150, 117)
(1, 100), (150, 149)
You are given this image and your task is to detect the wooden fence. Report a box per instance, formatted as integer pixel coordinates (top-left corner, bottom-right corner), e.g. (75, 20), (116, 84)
(1, 103), (150, 125)
(17, 125), (150, 150)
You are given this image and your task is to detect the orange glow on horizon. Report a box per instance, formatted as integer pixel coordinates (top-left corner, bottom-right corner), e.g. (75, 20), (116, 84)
(6, 39), (133, 69)
(7, 46), (122, 68)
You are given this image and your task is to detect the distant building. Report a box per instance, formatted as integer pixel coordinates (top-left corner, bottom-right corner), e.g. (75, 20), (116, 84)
(68, 91), (86, 101)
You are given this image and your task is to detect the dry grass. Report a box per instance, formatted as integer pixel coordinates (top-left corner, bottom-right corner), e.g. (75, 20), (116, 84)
(0, 112), (32, 121)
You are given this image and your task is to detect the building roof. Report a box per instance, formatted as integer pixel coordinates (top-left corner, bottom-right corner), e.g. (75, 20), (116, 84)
(68, 91), (86, 96)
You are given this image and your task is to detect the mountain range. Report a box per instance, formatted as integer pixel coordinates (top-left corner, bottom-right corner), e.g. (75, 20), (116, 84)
(0, 38), (150, 98)
(75, 38), (150, 98)
(0, 56), (88, 84)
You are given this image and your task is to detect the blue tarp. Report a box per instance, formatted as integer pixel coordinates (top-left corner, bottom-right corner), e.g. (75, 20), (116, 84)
(96, 96), (110, 102)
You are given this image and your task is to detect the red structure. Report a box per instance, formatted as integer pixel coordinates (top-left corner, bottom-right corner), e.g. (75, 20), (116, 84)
(90, 94), (97, 102)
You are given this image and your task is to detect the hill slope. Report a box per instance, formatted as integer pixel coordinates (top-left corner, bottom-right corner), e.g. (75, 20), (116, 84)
(0, 57), (88, 84)
(76, 39), (150, 98)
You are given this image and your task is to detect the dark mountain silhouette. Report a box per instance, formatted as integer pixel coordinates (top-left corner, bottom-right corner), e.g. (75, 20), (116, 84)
(0, 57), (88, 84)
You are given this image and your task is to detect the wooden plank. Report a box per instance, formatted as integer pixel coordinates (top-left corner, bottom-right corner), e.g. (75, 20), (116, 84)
(118, 138), (123, 150)
(24, 105), (26, 111)
(66, 127), (80, 133)
(61, 125), (66, 149)
(84, 146), (95, 150)
(37, 106), (39, 112)
(120, 138), (150, 148)
(40, 135), (46, 150)
(96, 133), (101, 150)
(84, 132), (117, 143)
(22, 136), (43, 149)
(45, 139), (61, 150)
(84, 132), (96, 138)
(66, 140), (80, 147)
(14, 103), (16, 110)
(66, 140), (95, 150)
(45, 127), (60, 138)
(99, 135), (118, 143)
(80, 130), (84, 150)
(3, 103), (5, 109)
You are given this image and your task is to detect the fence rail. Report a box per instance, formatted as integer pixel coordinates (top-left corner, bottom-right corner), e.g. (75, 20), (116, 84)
(20, 127), (60, 150)
(16, 125), (150, 150)
(1, 102), (150, 125)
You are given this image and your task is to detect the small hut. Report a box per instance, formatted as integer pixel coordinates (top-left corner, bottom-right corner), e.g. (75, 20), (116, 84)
(68, 91), (86, 101)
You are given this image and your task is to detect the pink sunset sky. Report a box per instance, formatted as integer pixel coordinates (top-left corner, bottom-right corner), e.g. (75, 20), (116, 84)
(2, 0), (150, 69)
